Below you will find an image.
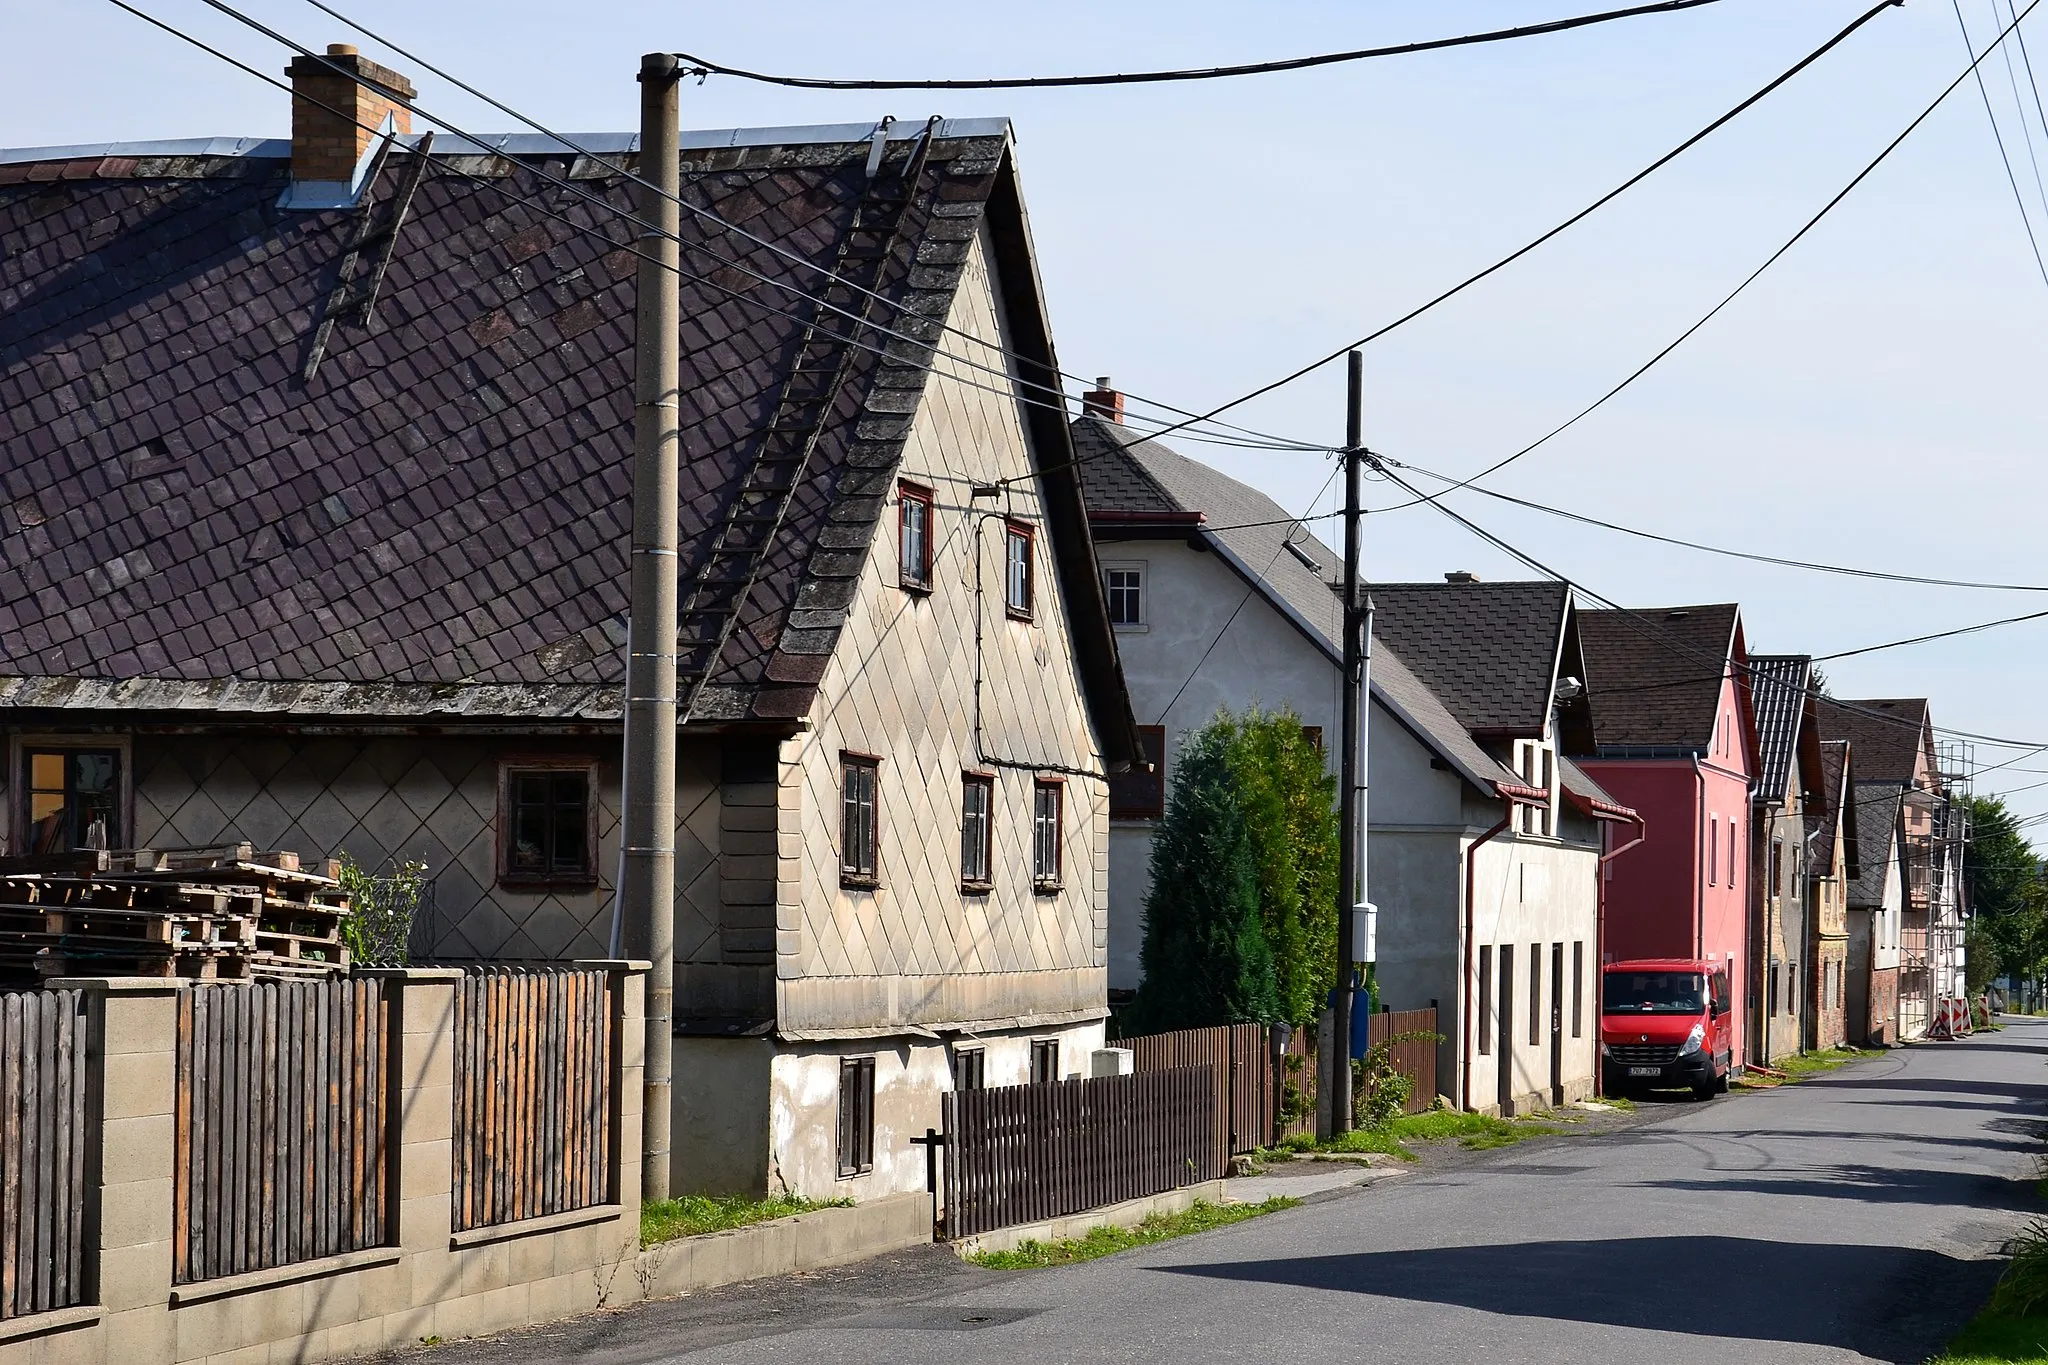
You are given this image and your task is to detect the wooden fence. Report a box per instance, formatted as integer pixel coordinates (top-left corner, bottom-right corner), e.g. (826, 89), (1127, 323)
(1118, 1022), (1270, 1165)
(940, 1066), (1213, 1240)
(1365, 1007), (1440, 1115)
(451, 968), (612, 1232)
(173, 979), (388, 1285)
(0, 990), (90, 1320)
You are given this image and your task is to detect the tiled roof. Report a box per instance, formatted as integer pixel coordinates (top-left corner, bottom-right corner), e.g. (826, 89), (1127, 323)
(1747, 654), (1811, 801)
(1577, 604), (1742, 752)
(1848, 779), (1902, 907)
(1806, 738), (1855, 878)
(0, 124), (1131, 740)
(1071, 419), (1181, 517)
(1371, 640), (1521, 795)
(1814, 697), (1931, 788)
(1366, 582), (1571, 736)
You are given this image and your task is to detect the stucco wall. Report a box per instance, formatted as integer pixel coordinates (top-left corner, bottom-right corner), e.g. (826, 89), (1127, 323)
(1754, 789), (1807, 1066)
(670, 1036), (773, 1196)
(774, 225), (1107, 1037)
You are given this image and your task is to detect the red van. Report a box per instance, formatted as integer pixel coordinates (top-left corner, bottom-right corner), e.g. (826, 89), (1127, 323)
(1600, 959), (1732, 1100)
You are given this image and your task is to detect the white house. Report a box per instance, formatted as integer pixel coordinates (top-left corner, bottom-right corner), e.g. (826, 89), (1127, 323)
(1075, 390), (1636, 1112)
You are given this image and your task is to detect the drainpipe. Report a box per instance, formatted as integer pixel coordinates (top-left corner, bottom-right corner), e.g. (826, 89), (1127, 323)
(1692, 756), (1708, 960)
(1594, 810), (1647, 1098)
(1461, 801), (1514, 1114)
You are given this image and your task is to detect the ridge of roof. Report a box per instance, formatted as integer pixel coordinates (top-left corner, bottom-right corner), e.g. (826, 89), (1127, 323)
(1577, 603), (1743, 752)
(1367, 581), (1572, 737)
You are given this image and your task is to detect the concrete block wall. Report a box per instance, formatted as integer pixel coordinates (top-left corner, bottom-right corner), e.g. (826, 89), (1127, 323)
(0, 963), (649, 1365)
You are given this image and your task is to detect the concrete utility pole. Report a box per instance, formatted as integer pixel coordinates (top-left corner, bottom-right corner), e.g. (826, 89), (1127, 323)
(626, 51), (682, 1202)
(1328, 349), (1368, 1137)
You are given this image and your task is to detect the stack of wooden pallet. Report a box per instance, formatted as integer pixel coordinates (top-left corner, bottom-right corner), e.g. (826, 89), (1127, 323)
(0, 843), (352, 986)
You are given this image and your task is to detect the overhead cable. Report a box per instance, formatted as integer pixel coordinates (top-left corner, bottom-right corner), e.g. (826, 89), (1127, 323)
(1951, 0), (2048, 287)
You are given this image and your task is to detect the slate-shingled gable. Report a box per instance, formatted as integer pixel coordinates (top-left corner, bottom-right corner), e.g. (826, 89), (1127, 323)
(1577, 604), (1745, 753)
(0, 127), (1130, 739)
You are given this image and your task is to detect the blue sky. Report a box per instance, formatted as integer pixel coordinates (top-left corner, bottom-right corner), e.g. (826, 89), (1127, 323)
(11, 0), (2048, 824)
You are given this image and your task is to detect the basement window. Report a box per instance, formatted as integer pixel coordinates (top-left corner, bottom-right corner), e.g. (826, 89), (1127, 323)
(837, 1056), (875, 1178)
(1030, 1038), (1060, 1084)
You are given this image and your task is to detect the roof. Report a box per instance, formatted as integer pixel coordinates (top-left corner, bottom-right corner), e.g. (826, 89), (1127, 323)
(1814, 697), (1931, 788)
(1847, 779), (1903, 907)
(1365, 582), (1573, 736)
(1559, 756), (1635, 822)
(1074, 417), (1633, 818)
(1806, 738), (1858, 880)
(0, 124), (1136, 756)
(1576, 604), (1744, 753)
(1746, 654), (1811, 801)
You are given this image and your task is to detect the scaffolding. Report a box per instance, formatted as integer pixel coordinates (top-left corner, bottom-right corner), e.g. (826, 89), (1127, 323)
(1904, 741), (1974, 1039)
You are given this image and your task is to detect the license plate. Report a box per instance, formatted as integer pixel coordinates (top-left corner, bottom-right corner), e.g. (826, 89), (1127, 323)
(1627, 1066), (1662, 1077)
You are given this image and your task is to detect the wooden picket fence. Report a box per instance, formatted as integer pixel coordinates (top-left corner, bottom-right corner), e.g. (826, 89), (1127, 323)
(1118, 1022), (1270, 1162)
(1365, 1007), (1440, 1115)
(940, 1066), (1213, 1240)
(451, 968), (612, 1232)
(173, 979), (389, 1285)
(0, 990), (90, 1320)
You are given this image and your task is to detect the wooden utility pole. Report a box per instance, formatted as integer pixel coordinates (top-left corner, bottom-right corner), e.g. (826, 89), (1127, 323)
(626, 51), (681, 1201)
(1327, 349), (1367, 1137)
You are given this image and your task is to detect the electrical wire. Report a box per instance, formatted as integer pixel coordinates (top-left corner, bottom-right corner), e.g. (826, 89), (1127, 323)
(1988, 0), (2048, 223)
(1952, 0), (2048, 287)
(1374, 0), (2044, 514)
(278, 0), (1334, 460)
(672, 1), (1727, 90)
(1380, 458), (2048, 593)
(2005, 0), (2048, 163)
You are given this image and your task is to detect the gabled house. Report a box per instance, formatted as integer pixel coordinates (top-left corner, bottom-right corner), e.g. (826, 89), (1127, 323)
(1805, 738), (1859, 1049)
(1840, 779), (1905, 1046)
(1746, 655), (1824, 1065)
(1074, 399), (1636, 1114)
(0, 54), (1142, 1200)
(1571, 605), (1759, 1073)
(1816, 698), (1958, 1040)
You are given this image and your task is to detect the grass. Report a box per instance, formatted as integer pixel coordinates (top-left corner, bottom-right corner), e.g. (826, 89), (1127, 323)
(1931, 1314), (2048, 1363)
(1736, 1047), (1868, 1090)
(967, 1198), (1299, 1269)
(1257, 1108), (1565, 1162)
(640, 1192), (852, 1246)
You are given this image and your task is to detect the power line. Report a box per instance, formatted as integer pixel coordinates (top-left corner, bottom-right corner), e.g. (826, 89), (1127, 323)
(277, 0), (1332, 461)
(672, 1), (1727, 90)
(1376, 0), (2044, 514)
(1989, 0), (2048, 223)
(1951, 0), (2048, 287)
(2005, 0), (2048, 163)
(1381, 458), (2048, 593)
(1057, 1), (1903, 460)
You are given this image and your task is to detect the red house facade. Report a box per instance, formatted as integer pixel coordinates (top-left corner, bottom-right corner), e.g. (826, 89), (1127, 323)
(1572, 606), (1759, 1071)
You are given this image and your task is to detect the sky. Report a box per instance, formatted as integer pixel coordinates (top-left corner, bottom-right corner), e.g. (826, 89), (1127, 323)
(9, 0), (2048, 827)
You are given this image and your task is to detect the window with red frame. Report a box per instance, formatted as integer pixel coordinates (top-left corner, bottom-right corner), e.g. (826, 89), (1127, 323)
(898, 481), (933, 591)
(1005, 521), (1035, 618)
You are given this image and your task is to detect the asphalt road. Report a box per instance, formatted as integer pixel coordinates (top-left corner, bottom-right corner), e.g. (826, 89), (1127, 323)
(429, 1020), (2048, 1365)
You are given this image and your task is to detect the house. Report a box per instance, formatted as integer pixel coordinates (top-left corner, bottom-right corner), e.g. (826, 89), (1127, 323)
(1073, 400), (1636, 1113)
(1840, 779), (1905, 1046)
(0, 51), (1143, 1200)
(1805, 738), (1859, 1049)
(1571, 605), (1759, 1073)
(1746, 655), (1824, 1065)
(1816, 698), (1960, 1040)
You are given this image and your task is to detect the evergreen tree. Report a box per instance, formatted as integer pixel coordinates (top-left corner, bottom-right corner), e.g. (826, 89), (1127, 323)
(1224, 707), (1339, 1026)
(1131, 721), (1281, 1030)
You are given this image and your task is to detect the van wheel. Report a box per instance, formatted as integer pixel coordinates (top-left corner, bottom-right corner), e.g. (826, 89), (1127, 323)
(1716, 1070), (1731, 1095)
(1691, 1081), (1717, 1102)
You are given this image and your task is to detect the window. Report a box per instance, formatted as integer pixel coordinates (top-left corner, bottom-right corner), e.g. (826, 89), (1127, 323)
(1571, 941), (1584, 1039)
(1300, 726), (1325, 754)
(1004, 521), (1034, 618)
(1529, 947), (1543, 1047)
(499, 762), (595, 884)
(1105, 566), (1143, 627)
(952, 1046), (986, 1091)
(1708, 818), (1718, 886)
(1032, 779), (1062, 890)
(1788, 963), (1797, 1015)
(1030, 1038), (1060, 1084)
(1767, 963), (1778, 1016)
(960, 773), (993, 890)
(22, 747), (122, 854)
(1109, 725), (1166, 821)
(836, 1056), (875, 1178)
(1771, 839), (1783, 898)
(898, 481), (933, 590)
(1728, 824), (1737, 886)
(1477, 947), (1494, 1055)
(840, 754), (879, 887)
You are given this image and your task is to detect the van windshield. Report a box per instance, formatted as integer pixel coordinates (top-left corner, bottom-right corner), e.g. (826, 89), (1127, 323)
(1604, 971), (1706, 1015)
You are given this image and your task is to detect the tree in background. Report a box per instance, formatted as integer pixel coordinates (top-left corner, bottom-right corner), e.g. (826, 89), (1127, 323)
(1130, 721), (1281, 1031)
(1224, 707), (1339, 1026)
(1964, 795), (2046, 994)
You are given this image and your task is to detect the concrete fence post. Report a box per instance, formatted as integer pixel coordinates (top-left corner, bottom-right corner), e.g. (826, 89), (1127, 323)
(575, 960), (649, 1217)
(47, 977), (187, 1365)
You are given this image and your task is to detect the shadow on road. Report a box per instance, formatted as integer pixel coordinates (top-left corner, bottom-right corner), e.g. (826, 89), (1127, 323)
(1156, 1235), (1996, 1363)
(1627, 1162), (2034, 1208)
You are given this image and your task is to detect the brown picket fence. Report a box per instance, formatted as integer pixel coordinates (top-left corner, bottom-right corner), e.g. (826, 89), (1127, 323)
(1366, 1007), (1440, 1115)
(451, 968), (612, 1232)
(940, 1066), (1213, 1240)
(0, 989), (91, 1320)
(173, 979), (389, 1285)
(1117, 1022), (1270, 1160)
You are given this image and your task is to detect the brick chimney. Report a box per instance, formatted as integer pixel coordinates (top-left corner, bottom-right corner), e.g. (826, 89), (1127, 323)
(1082, 376), (1125, 424)
(284, 44), (415, 205)
(1444, 570), (1480, 584)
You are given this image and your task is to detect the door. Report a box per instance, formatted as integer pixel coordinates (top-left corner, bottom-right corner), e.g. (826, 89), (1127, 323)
(1497, 945), (1516, 1115)
(1549, 943), (1565, 1103)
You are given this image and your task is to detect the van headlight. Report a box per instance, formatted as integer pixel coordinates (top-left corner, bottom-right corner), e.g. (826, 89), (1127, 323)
(1677, 1023), (1705, 1057)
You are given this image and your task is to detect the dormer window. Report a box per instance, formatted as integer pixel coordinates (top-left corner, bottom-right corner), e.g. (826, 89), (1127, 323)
(1514, 740), (1554, 837)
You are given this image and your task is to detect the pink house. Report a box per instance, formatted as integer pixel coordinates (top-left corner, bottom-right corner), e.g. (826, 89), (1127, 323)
(1571, 605), (1759, 1071)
